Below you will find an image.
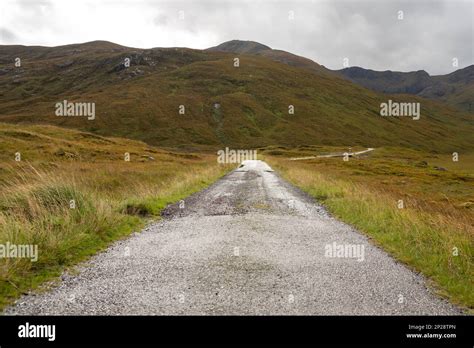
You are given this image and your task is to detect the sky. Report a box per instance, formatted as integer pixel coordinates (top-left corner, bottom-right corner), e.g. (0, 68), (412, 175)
(0, 0), (472, 75)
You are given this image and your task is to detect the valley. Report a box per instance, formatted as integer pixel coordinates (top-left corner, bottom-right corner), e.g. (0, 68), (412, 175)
(0, 39), (472, 314)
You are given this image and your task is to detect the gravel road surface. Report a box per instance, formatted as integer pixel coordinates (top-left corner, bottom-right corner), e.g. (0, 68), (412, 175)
(5, 160), (461, 315)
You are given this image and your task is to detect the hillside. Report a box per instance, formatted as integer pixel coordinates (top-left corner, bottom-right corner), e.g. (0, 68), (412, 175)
(336, 65), (474, 113)
(0, 121), (178, 172)
(209, 40), (473, 113)
(207, 39), (330, 76)
(0, 40), (473, 152)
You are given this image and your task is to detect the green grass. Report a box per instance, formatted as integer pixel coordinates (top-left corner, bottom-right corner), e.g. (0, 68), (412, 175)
(0, 123), (231, 311)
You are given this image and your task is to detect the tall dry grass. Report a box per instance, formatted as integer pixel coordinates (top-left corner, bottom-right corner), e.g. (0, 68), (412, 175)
(0, 159), (229, 310)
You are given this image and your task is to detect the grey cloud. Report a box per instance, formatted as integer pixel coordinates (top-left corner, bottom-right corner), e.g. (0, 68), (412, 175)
(145, 0), (472, 74)
(3, 0), (472, 75)
(0, 28), (19, 43)
(153, 13), (169, 26)
(15, 0), (53, 13)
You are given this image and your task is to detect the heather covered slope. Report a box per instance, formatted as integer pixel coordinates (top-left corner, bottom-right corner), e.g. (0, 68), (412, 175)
(0, 40), (472, 152)
(210, 40), (474, 114)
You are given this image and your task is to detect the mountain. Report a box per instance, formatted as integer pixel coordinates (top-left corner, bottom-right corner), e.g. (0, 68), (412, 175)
(335, 67), (432, 94)
(209, 40), (473, 113)
(419, 66), (474, 112)
(0, 40), (472, 152)
(207, 40), (330, 76)
(336, 65), (474, 113)
(207, 40), (271, 54)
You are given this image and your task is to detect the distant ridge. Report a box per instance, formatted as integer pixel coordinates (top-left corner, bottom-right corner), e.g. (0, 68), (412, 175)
(336, 65), (474, 112)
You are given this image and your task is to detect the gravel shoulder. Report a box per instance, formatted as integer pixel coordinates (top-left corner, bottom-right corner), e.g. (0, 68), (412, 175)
(4, 160), (461, 315)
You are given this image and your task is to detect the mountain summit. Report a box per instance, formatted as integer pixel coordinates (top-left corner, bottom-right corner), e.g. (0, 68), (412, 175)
(207, 40), (271, 54)
(208, 39), (329, 76)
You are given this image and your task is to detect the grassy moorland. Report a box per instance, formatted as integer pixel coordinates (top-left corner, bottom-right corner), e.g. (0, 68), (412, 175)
(263, 147), (473, 310)
(0, 41), (473, 152)
(0, 40), (472, 313)
(0, 122), (231, 310)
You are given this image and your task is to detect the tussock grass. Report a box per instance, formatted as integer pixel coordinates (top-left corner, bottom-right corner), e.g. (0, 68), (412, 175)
(268, 155), (473, 310)
(0, 124), (230, 310)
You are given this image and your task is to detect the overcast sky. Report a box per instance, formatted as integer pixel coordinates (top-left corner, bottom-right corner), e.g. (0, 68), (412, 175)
(0, 0), (472, 75)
